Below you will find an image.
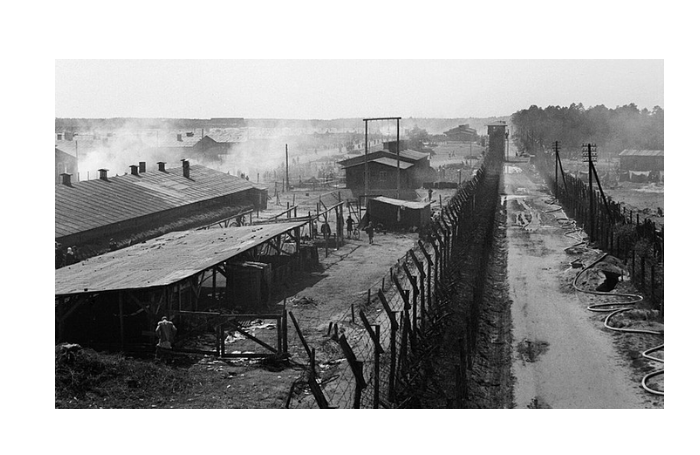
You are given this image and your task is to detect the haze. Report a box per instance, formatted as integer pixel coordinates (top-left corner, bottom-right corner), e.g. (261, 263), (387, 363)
(55, 60), (663, 119)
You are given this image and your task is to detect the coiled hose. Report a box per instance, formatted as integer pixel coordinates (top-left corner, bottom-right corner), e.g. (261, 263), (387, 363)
(544, 198), (663, 396)
(573, 253), (664, 396)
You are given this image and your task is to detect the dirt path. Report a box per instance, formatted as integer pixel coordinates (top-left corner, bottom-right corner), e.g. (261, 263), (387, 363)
(504, 162), (656, 408)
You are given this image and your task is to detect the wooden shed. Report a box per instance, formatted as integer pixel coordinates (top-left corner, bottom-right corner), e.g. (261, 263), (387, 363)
(367, 196), (432, 229)
(619, 149), (664, 172)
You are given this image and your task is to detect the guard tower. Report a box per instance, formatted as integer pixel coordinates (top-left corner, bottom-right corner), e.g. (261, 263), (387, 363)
(487, 121), (508, 160)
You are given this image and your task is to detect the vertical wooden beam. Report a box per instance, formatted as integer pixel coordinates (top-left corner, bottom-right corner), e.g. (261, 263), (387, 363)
(119, 292), (125, 351)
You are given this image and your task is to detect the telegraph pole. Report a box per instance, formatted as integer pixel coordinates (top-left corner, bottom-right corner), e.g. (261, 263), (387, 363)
(364, 120), (369, 204)
(554, 141), (559, 199)
(285, 144), (289, 192)
(396, 118), (401, 199)
(582, 143), (597, 242)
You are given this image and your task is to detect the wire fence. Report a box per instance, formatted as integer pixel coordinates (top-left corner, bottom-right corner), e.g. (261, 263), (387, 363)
(535, 152), (664, 313)
(285, 154), (499, 408)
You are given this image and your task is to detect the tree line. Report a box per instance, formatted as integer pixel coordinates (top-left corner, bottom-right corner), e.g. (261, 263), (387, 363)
(511, 103), (664, 156)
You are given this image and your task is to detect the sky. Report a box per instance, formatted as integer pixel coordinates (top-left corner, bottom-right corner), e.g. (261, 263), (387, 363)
(55, 59), (663, 119)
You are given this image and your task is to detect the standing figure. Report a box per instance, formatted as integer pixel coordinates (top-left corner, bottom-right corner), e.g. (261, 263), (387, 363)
(155, 316), (177, 360)
(346, 215), (354, 238)
(365, 221), (374, 245)
(64, 247), (77, 266)
(321, 221), (331, 239)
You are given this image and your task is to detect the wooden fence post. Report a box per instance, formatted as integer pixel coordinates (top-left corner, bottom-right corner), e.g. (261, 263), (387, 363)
(338, 334), (366, 409)
(378, 290), (398, 402)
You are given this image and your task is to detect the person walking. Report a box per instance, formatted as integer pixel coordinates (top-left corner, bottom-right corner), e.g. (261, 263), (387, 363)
(346, 215), (354, 238)
(365, 221), (374, 245)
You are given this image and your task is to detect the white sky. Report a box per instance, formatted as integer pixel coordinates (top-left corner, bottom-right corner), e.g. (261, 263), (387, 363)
(55, 59), (663, 119)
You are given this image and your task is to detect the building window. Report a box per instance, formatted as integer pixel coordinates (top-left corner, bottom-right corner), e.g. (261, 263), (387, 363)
(379, 171), (388, 181)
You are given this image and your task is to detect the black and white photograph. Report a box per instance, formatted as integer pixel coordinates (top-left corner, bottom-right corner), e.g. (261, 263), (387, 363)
(14, 2), (693, 453)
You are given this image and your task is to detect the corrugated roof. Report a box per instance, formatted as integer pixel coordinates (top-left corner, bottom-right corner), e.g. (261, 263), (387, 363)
(619, 149), (664, 157)
(397, 149), (430, 161)
(342, 157), (414, 170)
(373, 157), (414, 169)
(55, 221), (307, 296)
(55, 164), (255, 239)
(372, 196), (431, 210)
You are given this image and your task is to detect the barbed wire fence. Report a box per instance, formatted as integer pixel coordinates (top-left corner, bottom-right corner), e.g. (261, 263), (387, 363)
(284, 157), (496, 408)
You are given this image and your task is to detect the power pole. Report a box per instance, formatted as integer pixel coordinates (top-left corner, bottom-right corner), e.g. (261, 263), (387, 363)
(582, 143), (597, 242)
(285, 144), (290, 193)
(364, 120), (369, 208)
(554, 141), (559, 199)
(396, 118), (401, 199)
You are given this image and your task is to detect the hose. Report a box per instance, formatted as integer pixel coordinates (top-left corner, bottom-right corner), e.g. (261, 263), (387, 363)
(573, 253), (664, 396)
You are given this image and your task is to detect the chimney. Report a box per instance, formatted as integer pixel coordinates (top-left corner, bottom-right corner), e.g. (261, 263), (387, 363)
(130, 165), (139, 176)
(177, 133), (183, 142)
(98, 169), (109, 181)
(157, 162), (166, 172)
(182, 159), (190, 178)
(139, 161), (146, 173)
(60, 173), (72, 186)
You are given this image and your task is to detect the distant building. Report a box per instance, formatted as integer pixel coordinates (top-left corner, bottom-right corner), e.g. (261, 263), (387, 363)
(487, 121), (508, 159)
(193, 131), (247, 161)
(55, 160), (267, 260)
(443, 124), (478, 142)
(55, 146), (78, 183)
(367, 196), (432, 229)
(339, 149), (433, 194)
(618, 149), (664, 172)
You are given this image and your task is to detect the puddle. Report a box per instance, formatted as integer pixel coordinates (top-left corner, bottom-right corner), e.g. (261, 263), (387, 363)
(516, 338), (550, 363)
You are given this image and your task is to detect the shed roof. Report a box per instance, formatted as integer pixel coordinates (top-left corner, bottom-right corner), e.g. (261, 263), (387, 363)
(341, 157), (414, 170)
(397, 149), (430, 161)
(371, 196), (431, 210)
(55, 164), (255, 239)
(619, 149), (664, 157)
(205, 131), (247, 143)
(55, 221), (306, 296)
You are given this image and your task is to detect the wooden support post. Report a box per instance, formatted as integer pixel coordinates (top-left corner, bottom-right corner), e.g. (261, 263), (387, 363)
(119, 292), (125, 351)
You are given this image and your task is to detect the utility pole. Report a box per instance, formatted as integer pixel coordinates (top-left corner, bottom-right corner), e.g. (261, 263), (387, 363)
(396, 118), (401, 199)
(285, 144), (290, 193)
(554, 141), (559, 199)
(364, 120), (369, 207)
(582, 143), (597, 242)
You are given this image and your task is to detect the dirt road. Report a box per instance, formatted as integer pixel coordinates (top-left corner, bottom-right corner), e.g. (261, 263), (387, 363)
(504, 162), (656, 408)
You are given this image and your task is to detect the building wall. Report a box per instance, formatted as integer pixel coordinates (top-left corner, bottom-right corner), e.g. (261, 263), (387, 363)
(619, 156), (664, 172)
(345, 162), (413, 190)
(55, 149), (78, 183)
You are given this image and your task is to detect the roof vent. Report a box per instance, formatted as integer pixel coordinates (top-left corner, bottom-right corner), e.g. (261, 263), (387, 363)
(182, 159), (190, 179)
(130, 165), (139, 176)
(98, 169), (109, 181)
(157, 162), (166, 172)
(139, 161), (146, 173)
(60, 173), (72, 186)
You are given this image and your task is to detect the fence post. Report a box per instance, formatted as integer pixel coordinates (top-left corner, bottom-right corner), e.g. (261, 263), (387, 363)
(338, 334), (366, 409)
(374, 325), (381, 408)
(378, 290), (398, 402)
